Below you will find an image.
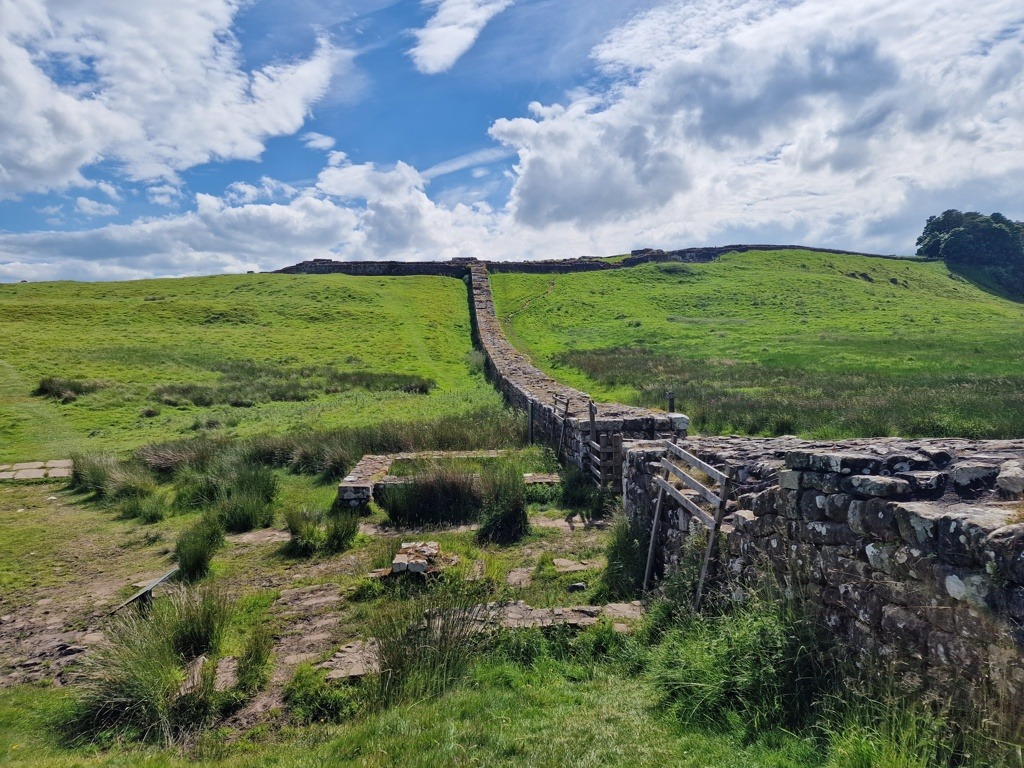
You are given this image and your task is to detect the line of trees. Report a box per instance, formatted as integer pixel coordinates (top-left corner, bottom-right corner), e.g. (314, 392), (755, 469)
(917, 209), (1024, 296)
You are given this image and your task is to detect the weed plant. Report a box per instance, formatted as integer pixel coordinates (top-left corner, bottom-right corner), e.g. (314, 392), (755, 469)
(174, 515), (225, 580)
(235, 625), (274, 695)
(284, 507), (358, 556)
(476, 462), (529, 544)
(600, 513), (649, 600)
(369, 583), (487, 708)
(34, 376), (107, 403)
(379, 467), (481, 527)
(284, 664), (360, 724)
(67, 587), (231, 746)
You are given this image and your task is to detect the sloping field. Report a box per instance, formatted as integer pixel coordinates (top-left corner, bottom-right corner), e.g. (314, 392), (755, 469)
(0, 273), (500, 462)
(490, 249), (1024, 439)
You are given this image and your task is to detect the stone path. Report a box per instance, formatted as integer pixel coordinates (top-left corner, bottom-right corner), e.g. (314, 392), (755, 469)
(0, 459), (72, 481)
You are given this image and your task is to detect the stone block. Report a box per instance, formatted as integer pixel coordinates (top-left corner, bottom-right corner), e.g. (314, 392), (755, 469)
(856, 498), (900, 542)
(838, 583), (883, 628)
(798, 490), (828, 522)
(14, 469), (46, 480)
(779, 489), (799, 519)
(982, 524), (1024, 586)
(779, 470), (801, 490)
(795, 520), (859, 546)
(811, 453), (883, 475)
(894, 471), (948, 494)
(997, 461), (1024, 497)
(935, 565), (992, 610)
(881, 605), (929, 657)
(841, 475), (911, 499)
(893, 502), (945, 552)
(824, 493), (852, 522)
(951, 462), (999, 490)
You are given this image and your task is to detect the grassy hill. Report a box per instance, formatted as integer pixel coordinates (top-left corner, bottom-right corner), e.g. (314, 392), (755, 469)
(0, 273), (501, 462)
(490, 249), (1024, 439)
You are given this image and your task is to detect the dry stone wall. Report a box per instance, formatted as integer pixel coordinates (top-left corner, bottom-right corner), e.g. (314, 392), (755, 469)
(625, 436), (1024, 699)
(468, 263), (688, 475)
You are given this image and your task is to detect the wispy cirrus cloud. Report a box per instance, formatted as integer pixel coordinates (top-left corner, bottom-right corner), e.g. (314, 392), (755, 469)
(408, 0), (515, 74)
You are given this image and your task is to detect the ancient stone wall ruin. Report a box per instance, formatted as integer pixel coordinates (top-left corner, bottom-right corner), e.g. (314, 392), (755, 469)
(468, 263), (688, 478)
(624, 435), (1024, 699)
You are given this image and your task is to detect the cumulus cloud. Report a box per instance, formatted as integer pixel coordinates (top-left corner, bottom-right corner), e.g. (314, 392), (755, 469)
(409, 0), (516, 74)
(302, 132), (337, 151)
(0, 0), (342, 198)
(490, 0), (1024, 248)
(75, 197), (119, 217)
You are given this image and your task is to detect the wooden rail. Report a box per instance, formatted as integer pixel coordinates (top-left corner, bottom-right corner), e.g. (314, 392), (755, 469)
(110, 566), (179, 614)
(643, 440), (733, 610)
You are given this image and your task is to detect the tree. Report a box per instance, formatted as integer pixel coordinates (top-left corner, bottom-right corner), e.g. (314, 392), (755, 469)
(917, 210), (1024, 297)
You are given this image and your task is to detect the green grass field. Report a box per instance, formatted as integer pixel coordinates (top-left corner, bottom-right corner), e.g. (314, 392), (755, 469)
(490, 250), (1024, 438)
(0, 273), (501, 462)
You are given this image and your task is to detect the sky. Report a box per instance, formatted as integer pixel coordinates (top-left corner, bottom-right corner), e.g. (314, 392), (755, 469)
(0, 0), (1022, 281)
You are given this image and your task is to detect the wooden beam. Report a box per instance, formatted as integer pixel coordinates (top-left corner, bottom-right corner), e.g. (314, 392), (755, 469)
(653, 476), (715, 529)
(659, 460), (721, 508)
(663, 441), (729, 485)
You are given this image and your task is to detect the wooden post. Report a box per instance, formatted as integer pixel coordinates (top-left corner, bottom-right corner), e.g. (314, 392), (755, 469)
(666, 390), (675, 412)
(693, 474), (733, 612)
(528, 401), (535, 444)
(643, 475), (667, 593)
(588, 400), (597, 478)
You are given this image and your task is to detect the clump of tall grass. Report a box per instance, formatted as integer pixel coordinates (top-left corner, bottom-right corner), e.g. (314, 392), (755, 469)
(70, 455), (156, 501)
(174, 515), (225, 581)
(646, 588), (835, 737)
(476, 463), (529, 544)
(284, 507), (359, 556)
(379, 467), (481, 527)
(369, 583), (487, 708)
(235, 625), (274, 695)
(66, 587), (232, 746)
(284, 663), (360, 724)
(599, 513), (649, 600)
(119, 490), (173, 524)
(34, 376), (106, 403)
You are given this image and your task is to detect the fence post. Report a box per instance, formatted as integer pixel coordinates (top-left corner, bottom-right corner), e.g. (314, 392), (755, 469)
(666, 390), (675, 413)
(528, 401), (535, 444)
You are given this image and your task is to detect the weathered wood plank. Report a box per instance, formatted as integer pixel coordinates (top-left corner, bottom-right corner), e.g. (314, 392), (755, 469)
(663, 441), (728, 485)
(653, 476), (715, 529)
(659, 460), (721, 508)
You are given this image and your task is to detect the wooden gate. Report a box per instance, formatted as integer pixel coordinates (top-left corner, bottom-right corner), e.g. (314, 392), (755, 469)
(642, 440), (733, 610)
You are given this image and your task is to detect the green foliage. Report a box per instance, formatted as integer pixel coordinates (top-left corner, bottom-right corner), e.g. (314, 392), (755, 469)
(0, 272), (505, 463)
(174, 515), (225, 581)
(369, 583), (487, 708)
(476, 462), (529, 544)
(646, 595), (835, 737)
(235, 624), (274, 695)
(917, 210), (1024, 298)
(379, 467), (481, 527)
(284, 664), (359, 724)
(69, 455), (156, 501)
(491, 251), (1024, 439)
(66, 587), (231, 746)
(34, 376), (107, 403)
(284, 507), (358, 556)
(599, 513), (649, 601)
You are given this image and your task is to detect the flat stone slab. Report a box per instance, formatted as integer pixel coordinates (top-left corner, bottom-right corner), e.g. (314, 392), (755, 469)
(320, 640), (380, 680)
(553, 558), (597, 573)
(46, 467), (72, 478)
(13, 469), (47, 480)
(505, 567), (533, 587)
(0, 472), (15, 480)
(45, 459), (73, 468)
(11, 462), (45, 470)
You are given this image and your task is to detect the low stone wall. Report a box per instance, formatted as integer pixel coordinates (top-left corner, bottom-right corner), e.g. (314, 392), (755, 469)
(468, 263), (688, 476)
(625, 436), (1024, 698)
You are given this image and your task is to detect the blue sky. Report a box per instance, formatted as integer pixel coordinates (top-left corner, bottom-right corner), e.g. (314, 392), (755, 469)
(1, 0), (1022, 280)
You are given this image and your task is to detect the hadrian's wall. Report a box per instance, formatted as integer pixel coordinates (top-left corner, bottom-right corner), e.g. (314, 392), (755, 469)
(624, 436), (1024, 699)
(467, 263), (688, 477)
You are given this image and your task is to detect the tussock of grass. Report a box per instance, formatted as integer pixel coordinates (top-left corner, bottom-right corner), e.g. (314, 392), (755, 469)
(476, 463), (529, 544)
(174, 515), (224, 581)
(34, 376), (108, 403)
(66, 587), (232, 746)
(380, 468), (481, 527)
(599, 513), (649, 601)
(284, 507), (358, 556)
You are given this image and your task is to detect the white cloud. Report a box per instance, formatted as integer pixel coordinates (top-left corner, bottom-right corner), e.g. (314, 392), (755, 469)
(302, 132), (337, 151)
(75, 197), (119, 217)
(489, 0), (1024, 248)
(408, 0), (516, 74)
(421, 147), (515, 179)
(0, 0), (343, 198)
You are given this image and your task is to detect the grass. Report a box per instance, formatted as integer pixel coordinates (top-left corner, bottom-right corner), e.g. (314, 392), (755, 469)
(490, 250), (1024, 438)
(0, 272), (502, 462)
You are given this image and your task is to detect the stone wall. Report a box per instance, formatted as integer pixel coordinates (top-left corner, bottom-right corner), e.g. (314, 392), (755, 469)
(468, 263), (688, 477)
(624, 436), (1024, 698)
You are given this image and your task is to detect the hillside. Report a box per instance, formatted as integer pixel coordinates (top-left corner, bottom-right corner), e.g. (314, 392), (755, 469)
(490, 249), (1024, 439)
(0, 273), (500, 462)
